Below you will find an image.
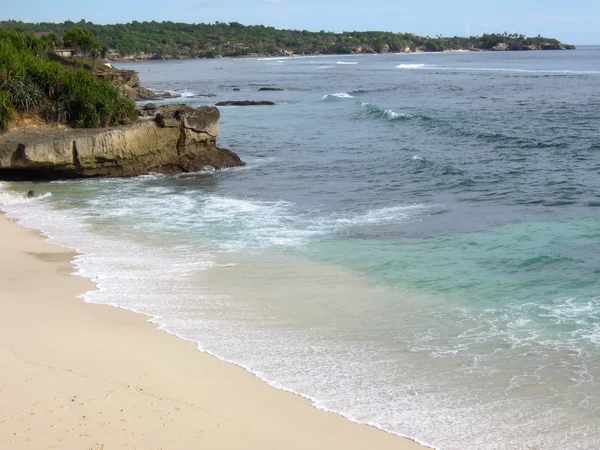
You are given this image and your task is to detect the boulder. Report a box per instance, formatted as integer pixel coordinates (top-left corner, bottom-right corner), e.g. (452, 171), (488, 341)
(258, 87), (284, 91)
(0, 105), (244, 180)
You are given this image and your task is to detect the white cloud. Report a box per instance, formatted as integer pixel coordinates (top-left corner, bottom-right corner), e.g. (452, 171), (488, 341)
(464, 23), (471, 36)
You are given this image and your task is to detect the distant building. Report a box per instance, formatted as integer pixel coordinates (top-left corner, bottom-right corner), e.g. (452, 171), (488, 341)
(55, 49), (74, 58)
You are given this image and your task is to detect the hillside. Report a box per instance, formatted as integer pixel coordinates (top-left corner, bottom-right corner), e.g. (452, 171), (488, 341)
(0, 28), (137, 133)
(0, 20), (575, 60)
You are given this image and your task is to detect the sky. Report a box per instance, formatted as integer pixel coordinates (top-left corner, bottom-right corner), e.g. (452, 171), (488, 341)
(3, 0), (600, 44)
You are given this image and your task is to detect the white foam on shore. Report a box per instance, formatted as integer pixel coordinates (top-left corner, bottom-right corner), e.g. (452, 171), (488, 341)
(337, 61), (358, 65)
(0, 182), (438, 450)
(2, 182), (598, 450)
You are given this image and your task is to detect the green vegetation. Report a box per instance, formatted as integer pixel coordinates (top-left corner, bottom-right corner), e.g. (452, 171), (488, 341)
(62, 27), (108, 61)
(0, 90), (13, 132)
(0, 28), (137, 133)
(63, 27), (96, 54)
(0, 20), (572, 59)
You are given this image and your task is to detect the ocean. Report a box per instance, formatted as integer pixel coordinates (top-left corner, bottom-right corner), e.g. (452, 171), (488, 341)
(2, 48), (600, 449)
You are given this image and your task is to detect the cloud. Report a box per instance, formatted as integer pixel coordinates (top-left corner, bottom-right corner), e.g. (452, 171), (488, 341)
(464, 23), (471, 36)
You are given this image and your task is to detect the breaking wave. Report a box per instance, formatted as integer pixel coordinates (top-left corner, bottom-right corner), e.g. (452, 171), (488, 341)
(358, 102), (412, 121)
(322, 92), (355, 100)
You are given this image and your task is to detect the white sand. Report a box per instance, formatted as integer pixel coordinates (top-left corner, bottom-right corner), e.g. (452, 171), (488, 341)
(0, 214), (426, 450)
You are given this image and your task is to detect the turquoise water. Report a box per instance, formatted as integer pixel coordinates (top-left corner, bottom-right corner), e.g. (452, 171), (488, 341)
(2, 49), (600, 449)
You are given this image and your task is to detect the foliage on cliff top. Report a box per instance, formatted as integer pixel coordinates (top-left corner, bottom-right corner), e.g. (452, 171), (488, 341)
(0, 28), (136, 133)
(0, 20), (572, 58)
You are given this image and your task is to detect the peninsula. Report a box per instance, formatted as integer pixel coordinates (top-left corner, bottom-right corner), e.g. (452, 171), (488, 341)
(1, 20), (575, 61)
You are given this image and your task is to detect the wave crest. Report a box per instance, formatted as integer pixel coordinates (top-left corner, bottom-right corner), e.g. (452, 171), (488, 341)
(359, 102), (412, 121)
(322, 92), (355, 100)
(396, 64), (432, 69)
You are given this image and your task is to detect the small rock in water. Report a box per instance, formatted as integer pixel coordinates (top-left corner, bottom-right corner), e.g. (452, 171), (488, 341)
(26, 190), (37, 198)
(233, 88), (240, 91)
(215, 100), (275, 106)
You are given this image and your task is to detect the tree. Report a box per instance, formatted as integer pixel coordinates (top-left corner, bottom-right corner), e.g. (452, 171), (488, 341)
(39, 32), (60, 51)
(98, 43), (108, 59)
(62, 27), (95, 56)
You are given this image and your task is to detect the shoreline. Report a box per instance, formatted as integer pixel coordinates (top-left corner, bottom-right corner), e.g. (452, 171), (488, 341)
(107, 47), (575, 63)
(0, 211), (428, 450)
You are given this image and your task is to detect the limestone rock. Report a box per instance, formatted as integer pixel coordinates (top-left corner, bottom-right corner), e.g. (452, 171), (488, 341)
(94, 65), (180, 101)
(0, 105), (244, 180)
(491, 43), (509, 51)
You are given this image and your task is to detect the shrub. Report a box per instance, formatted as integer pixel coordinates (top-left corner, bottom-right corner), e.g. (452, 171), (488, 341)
(8, 76), (44, 111)
(0, 27), (138, 129)
(0, 90), (14, 132)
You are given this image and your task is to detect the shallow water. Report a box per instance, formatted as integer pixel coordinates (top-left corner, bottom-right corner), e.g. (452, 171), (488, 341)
(2, 48), (600, 449)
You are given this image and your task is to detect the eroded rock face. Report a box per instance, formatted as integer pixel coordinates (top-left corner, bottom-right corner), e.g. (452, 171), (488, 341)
(0, 105), (244, 180)
(94, 65), (179, 101)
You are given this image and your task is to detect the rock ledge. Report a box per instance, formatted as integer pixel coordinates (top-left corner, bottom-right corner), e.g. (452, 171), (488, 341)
(0, 105), (245, 180)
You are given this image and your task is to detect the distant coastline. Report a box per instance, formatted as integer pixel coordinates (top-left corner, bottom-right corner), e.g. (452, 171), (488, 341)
(108, 45), (576, 62)
(0, 20), (575, 62)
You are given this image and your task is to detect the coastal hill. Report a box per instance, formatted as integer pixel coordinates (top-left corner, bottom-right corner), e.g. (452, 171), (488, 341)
(1, 20), (575, 60)
(0, 28), (244, 179)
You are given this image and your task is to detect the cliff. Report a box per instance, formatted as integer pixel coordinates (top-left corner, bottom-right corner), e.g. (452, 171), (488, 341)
(0, 105), (245, 180)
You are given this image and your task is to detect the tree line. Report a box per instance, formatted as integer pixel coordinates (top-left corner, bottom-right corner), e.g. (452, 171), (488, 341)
(0, 20), (570, 59)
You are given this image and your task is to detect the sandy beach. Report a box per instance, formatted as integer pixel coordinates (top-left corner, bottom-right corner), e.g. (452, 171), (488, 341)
(0, 213), (425, 450)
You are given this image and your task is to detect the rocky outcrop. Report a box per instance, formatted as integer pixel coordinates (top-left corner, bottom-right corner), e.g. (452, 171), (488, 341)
(492, 41), (576, 51)
(258, 87), (285, 91)
(540, 42), (576, 50)
(491, 43), (509, 51)
(0, 105), (244, 180)
(215, 100), (275, 106)
(94, 65), (179, 101)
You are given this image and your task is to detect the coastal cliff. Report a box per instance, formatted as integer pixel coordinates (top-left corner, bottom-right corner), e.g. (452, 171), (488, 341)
(0, 105), (245, 180)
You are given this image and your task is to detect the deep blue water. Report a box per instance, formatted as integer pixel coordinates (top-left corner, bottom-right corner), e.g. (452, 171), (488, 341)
(2, 48), (600, 449)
